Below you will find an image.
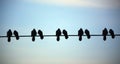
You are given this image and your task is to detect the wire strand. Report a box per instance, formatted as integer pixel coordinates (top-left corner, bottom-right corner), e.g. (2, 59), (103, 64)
(0, 34), (120, 38)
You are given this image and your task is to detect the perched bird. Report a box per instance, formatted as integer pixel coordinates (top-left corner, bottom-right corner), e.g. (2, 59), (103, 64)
(78, 28), (84, 41)
(102, 28), (108, 41)
(13, 30), (19, 40)
(31, 29), (37, 41)
(56, 28), (61, 41)
(85, 29), (91, 39)
(38, 30), (44, 39)
(7, 29), (12, 42)
(63, 29), (68, 39)
(109, 29), (115, 39)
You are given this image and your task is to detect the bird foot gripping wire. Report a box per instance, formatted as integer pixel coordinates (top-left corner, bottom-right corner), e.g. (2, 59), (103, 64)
(0, 28), (119, 42)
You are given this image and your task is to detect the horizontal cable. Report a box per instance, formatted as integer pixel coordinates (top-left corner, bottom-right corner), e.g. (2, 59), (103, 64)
(0, 34), (120, 38)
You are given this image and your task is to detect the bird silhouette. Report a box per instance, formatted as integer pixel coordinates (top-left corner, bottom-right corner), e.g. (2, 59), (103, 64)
(13, 30), (19, 40)
(109, 29), (115, 39)
(85, 29), (91, 39)
(63, 29), (68, 39)
(78, 28), (84, 41)
(7, 29), (12, 42)
(102, 28), (108, 41)
(31, 29), (37, 41)
(56, 28), (61, 41)
(38, 30), (44, 39)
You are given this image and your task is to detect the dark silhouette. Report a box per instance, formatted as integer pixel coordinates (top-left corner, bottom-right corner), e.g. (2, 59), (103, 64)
(38, 30), (44, 39)
(56, 28), (61, 41)
(78, 28), (84, 41)
(109, 29), (115, 39)
(102, 28), (108, 41)
(63, 29), (68, 39)
(13, 30), (19, 40)
(7, 29), (12, 42)
(31, 29), (37, 41)
(85, 29), (91, 39)
(1, 28), (119, 42)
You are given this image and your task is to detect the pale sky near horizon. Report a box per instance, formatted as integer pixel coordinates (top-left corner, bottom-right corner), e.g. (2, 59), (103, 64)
(0, 0), (120, 64)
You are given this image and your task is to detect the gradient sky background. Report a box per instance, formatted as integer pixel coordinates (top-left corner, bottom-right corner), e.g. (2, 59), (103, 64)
(0, 0), (120, 64)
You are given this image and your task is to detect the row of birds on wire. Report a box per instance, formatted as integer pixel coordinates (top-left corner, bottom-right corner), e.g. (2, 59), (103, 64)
(0, 28), (118, 42)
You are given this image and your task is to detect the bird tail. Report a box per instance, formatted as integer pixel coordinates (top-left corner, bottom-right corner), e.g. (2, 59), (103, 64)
(32, 36), (35, 41)
(16, 35), (19, 40)
(40, 35), (44, 39)
(57, 36), (60, 41)
(79, 36), (82, 41)
(103, 36), (106, 41)
(65, 35), (68, 39)
(87, 35), (91, 39)
(8, 37), (11, 42)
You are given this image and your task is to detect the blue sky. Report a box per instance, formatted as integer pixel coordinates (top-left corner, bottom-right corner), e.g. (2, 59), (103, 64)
(0, 0), (120, 64)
